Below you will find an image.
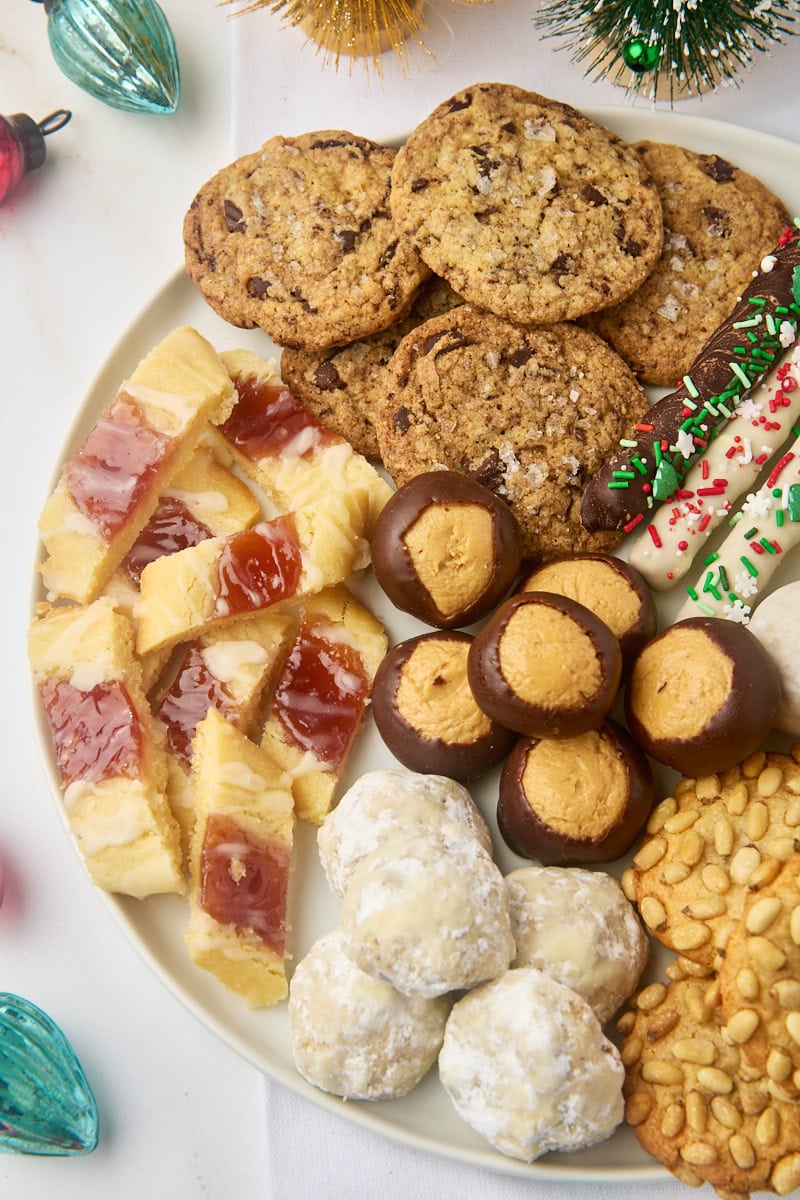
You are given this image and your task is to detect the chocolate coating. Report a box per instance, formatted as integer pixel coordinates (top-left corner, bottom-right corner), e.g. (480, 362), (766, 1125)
(517, 552), (657, 667)
(581, 230), (800, 533)
(497, 720), (654, 865)
(371, 631), (517, 783)
(624, 616), (782, 776)
(467, 592), (623, 738)
(372, 470), (523, 629)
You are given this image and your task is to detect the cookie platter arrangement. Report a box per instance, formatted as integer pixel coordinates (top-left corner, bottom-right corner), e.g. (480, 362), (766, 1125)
(28, 83), (800, 1193)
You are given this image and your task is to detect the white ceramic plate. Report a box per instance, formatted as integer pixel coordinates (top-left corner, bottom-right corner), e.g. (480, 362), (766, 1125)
(31, 108), (800, 1183)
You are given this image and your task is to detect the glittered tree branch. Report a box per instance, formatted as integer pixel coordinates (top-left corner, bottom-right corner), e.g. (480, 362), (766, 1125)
(533, 0), (800, 101)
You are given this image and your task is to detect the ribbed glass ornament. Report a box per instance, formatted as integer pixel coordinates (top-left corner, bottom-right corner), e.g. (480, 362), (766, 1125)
(0, 994), (99, 1155)
(39, 0), (180, 114)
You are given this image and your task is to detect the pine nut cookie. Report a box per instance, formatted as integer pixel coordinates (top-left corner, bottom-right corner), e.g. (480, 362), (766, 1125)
(280, 276), (462, 460)
(620, 976), (800, 1197)
(376, 305), (648, 560)
(583, 141), (790, 386)
(390, 83), (663, 324)
(627, 745), (800, 971)
(718, 856), (800, 1100)
(183, 132), (430, 352)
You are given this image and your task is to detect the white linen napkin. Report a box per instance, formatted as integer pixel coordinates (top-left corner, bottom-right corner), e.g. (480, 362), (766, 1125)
(228, 10), (798, 1196)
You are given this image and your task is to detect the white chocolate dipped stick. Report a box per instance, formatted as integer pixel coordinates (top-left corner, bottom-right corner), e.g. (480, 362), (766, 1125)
(628, 344), (800, 589)
(676, 427), (800, 624)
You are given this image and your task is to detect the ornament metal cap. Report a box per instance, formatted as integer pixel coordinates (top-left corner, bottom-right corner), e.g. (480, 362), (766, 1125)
(8, 109), (71, 172)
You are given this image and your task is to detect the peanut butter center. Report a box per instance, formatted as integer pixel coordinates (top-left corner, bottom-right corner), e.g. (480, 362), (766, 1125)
(521, 560), (639, 640)
(630, 627), (733, 739)
(403, 503), (495, 618)
(396, 638), (493, 743)
(521, 732), (628, 838)
(498, 604), (602, 707)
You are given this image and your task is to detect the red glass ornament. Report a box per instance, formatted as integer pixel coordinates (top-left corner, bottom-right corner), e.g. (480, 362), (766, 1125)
(0, 109), (71, 205)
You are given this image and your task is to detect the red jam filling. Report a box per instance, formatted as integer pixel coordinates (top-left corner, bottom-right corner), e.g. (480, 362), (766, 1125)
(200, 813), (289, 953)
(121, 495), (213, 586)
(155, 647), (239, 765)
(64, 393), (171, 541)
(38, 677), (144, 786)
(273, 619), (369, 769)
(219, 374), (335, 460)
(213, 515), (302, 617)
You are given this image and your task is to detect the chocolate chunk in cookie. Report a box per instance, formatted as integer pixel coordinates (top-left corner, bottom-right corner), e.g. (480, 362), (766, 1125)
(390, 84), (663, 324)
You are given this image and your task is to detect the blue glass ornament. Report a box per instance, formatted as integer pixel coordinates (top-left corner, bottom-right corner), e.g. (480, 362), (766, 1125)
(0, 994), (98, 1155)
(33, 0), (180, 115)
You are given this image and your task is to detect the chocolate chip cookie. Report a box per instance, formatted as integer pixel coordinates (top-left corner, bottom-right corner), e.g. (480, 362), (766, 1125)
(390, 83), (664, 324)
(280, 276), (461, 459)
(183, 132), (430, 352)
(584, 141), (790, 385)
(375, 305), (647, 560)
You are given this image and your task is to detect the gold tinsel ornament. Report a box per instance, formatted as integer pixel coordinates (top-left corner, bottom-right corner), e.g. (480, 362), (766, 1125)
(223, 0), (494, 71)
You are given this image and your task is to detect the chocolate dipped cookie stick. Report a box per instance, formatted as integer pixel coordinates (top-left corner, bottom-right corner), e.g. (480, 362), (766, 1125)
(581, 224), (800, 534)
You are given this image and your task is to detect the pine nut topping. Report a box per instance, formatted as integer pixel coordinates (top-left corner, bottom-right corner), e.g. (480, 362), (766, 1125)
(757, 764), (784, 796)
(767, 1048), (792, 1083)
(790, 903), (800, 945)
(695, 775), (720, 800)
(745, 896), (783, 934)
(620, 867), (636, 901)
(672, 921), (712, 951)
(772, 979), (800, 1009)
(640, 896), (668, 930)
(724, 781), (749, 816)
(634, 837), (667, 871)
(647, 795), (677, 833)
(771, 1152), (800, 1196)
(765, 837), (797, 862)
(621, 1036), (643, 1066)
(743, 751), (766, 778)
(680, 1141), (717, 1166)
(729, 1133), (755, 1170)
(745, 800), (769, 840)
(673, 1037), (716, 1065)
(756, 1105), (780, 1146)
(647, 1009), (680, 1042)
(642, 1060), (684, 1085)
(747, 935), (787, 971)
(664, 810), (699, 835)
(735, 968), (760, 1001)
(725, 1009), (759, 1044)
(679, 830), (705, 866)
(661, 1103), (685, 1138)
(637, 982), (668, 1011)
(786, 799), (800, 827)
(785, 1011), (800, 1045)
(625, 1091), (652, 1126)
(710, 1096), (741, 1130)
(663, 862), (692, 884)
(685, 1089), (707, 1132)
(696, 1066), (733, 1094)
(749, 858), (782, 889)
(701, 864), (731, 894)
(730, 845), (762, 885)
(683, 897), (726, 919)
(714, 818), (734, 857)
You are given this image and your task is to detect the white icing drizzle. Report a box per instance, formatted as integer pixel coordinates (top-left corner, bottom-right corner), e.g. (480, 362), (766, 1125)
(122, 380), (199, 431)
(163, 486), (231, 519)
(200, 639), (269, 683)
(64, 780), (151, 854)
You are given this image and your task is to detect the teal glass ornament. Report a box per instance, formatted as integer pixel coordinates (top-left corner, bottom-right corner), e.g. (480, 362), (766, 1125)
(622, 38), (661, 73)
(33, 0), (180, 115)
(0, 994), (99, 1155)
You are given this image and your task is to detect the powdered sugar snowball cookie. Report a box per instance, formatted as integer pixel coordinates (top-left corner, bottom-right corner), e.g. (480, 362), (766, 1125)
(746, 581), (800, 735)
(288, 929), (449, 1100)
(439, 966), (625, 1162)
(317, 767), (492, 898)
(505, 866), (649, 1023)
(341, 822), (514, 998)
